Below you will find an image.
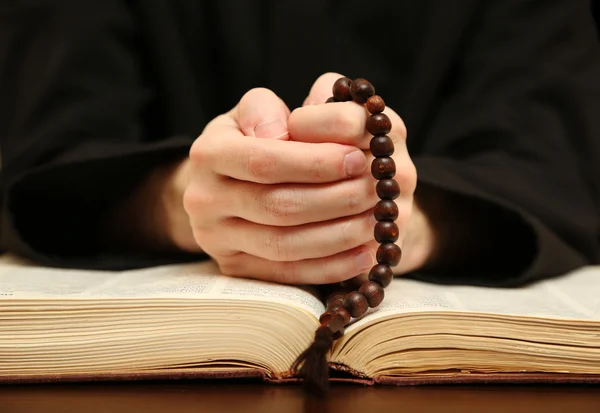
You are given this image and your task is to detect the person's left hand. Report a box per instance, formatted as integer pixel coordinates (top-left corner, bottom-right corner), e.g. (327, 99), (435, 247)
(289, 73), (435, 275)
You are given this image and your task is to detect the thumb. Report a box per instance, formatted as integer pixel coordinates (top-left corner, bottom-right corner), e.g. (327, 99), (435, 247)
(234, 87), (291, 140)
(302, 72), (347, 106)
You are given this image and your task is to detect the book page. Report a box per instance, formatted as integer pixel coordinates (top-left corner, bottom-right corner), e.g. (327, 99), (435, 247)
(0, 255), (325, 318)
(347, 266), (600, 332)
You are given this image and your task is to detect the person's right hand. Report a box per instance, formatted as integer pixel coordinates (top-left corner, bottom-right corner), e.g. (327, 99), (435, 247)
(165, 88), (380, 284)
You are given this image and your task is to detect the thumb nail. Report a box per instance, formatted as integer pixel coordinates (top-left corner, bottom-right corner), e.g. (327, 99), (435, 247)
(254, 118), (288, 139)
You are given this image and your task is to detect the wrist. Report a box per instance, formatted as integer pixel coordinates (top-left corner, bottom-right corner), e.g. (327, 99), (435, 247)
(409, 181), (487, 272)
(161, 157), (202, 253)
(394, 197), (438, 274)
(102, 156), (200, 254)
(408, 183), (454, 272)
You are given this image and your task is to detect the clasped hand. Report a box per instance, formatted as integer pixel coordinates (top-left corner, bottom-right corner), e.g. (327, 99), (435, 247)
(168, 73), (419, 284)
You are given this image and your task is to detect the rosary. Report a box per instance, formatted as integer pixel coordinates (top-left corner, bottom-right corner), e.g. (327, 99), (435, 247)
(292, 76), (401, 396)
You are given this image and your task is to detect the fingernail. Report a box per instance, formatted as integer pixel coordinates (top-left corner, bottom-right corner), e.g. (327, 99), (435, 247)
(344, 150), (367, 177)
(254, 118), (288, 139)
(354, 251), (374, 273)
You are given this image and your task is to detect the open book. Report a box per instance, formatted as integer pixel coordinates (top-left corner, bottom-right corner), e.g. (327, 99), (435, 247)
(1, 254), (599, 385)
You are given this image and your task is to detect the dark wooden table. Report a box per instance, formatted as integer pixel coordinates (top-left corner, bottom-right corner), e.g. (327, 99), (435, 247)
(1, 380), (599, 413)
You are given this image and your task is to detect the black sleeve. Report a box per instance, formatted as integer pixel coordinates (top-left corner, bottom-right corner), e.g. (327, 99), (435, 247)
(0, 1), (197, 269)
(409, 0), (600, 286)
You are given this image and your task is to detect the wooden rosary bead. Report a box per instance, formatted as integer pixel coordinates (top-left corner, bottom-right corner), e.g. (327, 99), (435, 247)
(332, 77), (353, 102)
(366, 95), (385, 114)
(338, 277), (365, 292)
(376, 179), (400, 200)
(335, 307), (352, 325)
(296, 78), (401, 393)
(326, 96), (335, 103)
(343, 291), (369, 318)
(326, 291), (346, 306)
(376, 243), (402, 267)
(374, 200), (399, 221)
(319, 311), (336, 324)
(374, 221), (399, 243)
(327, 303), (343, 314)
(350, 78), (375, 103)
(366, 113), (392, 135)
(370, 135), (394, 157)
(371, 157), (396, 179)
(325, 315), (345, 337)
(368, 264), (394, 288)
(358, 281), (385, 308)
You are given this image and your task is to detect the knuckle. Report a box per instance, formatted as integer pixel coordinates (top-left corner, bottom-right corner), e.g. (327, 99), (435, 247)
(263, 229), (295, 261)
(190, 227), (210, 250)
(189, 136), (209, 163)
(346, 190), (362, 214)
(260, 188), (304, 222)
(218, 258), (242, 277)
(308, 153), (328, 180)
(189, 126), (225, 164)
(340, 219), (362, 247)
(344, 181), (370, 214)
(189, 225), (223, 258)
(182, 187), (214, 215)
(243, 146), (277, 181)
(191, 117), (232, 164)
(275, 261), (300, 284)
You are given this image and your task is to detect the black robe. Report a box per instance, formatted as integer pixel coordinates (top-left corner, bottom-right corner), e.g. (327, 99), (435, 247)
(1, 0), (599, 286)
